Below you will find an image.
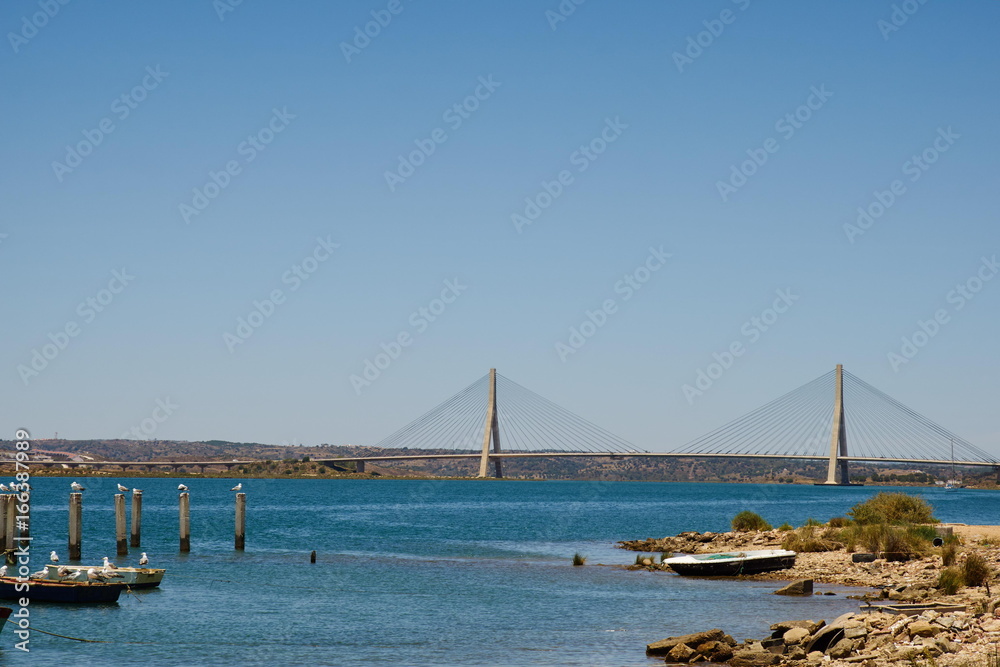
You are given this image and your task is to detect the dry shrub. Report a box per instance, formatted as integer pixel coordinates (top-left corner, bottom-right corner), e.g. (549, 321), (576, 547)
(732, 511), (771, 532)
(782, 526), (841, 553)
(962, 553), (991, 587)
(938, 567), (964, 594)
(848, 492), (938, 525)
(941, 543), (958, 567)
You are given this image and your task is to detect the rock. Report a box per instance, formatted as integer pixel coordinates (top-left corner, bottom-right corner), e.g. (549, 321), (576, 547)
(696, 641), (733, 662)
(852, 553), (877, 563)
(770, 620), (824, 635)
(806, 650), (825, 663)
(721, 634), (737, 646)
(783, 627), (810, 645)
(908, 620), (939, 638)
(828, 638), (857, 659)
(844, 626), (868, 640)
(935, 638), (957, 654)
(729, 649), (780, 667)
(786, 645), (807, 660)
(775, 579), (814, 596)
(981, 619), (1000, 632)
(668, 643), (696, 662)
(647, 629), (726, 656)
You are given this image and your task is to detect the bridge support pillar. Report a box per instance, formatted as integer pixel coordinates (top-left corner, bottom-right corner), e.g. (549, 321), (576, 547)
(477, 368), (503, 479)
(822, 364), (851, 485)
(355, 460), (366, 474)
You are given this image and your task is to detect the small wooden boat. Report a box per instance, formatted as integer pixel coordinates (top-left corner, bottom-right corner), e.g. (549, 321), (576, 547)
(42, 564), (165, 589)
(663, 549), (796, 576)
(0, 576), (126, 603)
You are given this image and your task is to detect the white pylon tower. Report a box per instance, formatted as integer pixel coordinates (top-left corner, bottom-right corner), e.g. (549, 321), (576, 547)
(822, 363), (850, 485)
(477, 368), (503, 479)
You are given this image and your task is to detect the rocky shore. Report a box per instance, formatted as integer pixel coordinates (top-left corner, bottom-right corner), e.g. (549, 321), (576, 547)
(624, 525), (1000, 666)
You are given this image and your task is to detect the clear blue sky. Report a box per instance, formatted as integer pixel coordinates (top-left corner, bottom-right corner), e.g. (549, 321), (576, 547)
(2, 1), (998, 454)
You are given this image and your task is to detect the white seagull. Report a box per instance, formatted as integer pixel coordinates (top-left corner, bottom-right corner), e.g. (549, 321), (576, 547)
(117, 483), (129, 492)
(70, 482), (86, 492)
(0, 484), (9, 492)
(50, 550), (59, 563)
(139, 552), (149, 566)
(0, 565), (7, 577)
(74, 569), (88, 581)
(177, 484), (188, 492)
(86, 568), (104, 582)
(57, 566), (72, 578)
(102, 556), (118, 570)
(230, 483), (242, 491)
(132, 488), (143, 494)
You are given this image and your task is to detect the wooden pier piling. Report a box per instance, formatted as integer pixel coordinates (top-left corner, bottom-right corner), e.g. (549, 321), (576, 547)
(179, 492), (190, 552)
(0, 495), (8, 551)
(115, 494), (128, 556)
(310, 550), (316, 563)
(235, 492), (245, 551)
(4, 496), (14, 552)
(69, 492), (82, 560)
(130, 491), (143, 547)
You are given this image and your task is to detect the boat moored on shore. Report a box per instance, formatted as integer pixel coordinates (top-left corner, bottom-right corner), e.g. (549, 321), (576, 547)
(663, 549), (797, 576)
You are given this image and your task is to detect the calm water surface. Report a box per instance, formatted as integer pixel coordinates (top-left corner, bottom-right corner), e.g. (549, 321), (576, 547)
(8, 479), (997, 666)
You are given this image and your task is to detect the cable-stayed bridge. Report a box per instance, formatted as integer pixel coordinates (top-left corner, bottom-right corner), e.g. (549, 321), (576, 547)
(317, 365), (998, 483)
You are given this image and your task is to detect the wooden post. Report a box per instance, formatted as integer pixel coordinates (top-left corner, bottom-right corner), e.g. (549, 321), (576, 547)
(4, 496), (15, 552)
(179, 492), (190, 552)
(234, 493), (245, 550)
(0, 495), (8, 551)
(114, 494), (128, 556)
(130, 491), (142, 547)
(310, 550), (316, 563)
(68, 492), (82, 560)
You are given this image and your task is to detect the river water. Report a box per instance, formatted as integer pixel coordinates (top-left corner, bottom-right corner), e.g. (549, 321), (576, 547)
(8, 478), (997, 666)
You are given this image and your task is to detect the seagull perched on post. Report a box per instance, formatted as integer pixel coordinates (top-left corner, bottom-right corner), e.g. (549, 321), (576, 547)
(132, 488), (143, 494)
(117, 483), (129, 492)
(139, 552), (149, 566)
(177, 484), (188, 492)
(70, 482), (86, 492)
(230, 483), (242, 491)
(50, 550), (59, 563)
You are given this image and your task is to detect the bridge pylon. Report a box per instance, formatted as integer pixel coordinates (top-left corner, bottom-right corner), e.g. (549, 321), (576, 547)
(821, 363), (856, 485)
(477, 368), (503, 479)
